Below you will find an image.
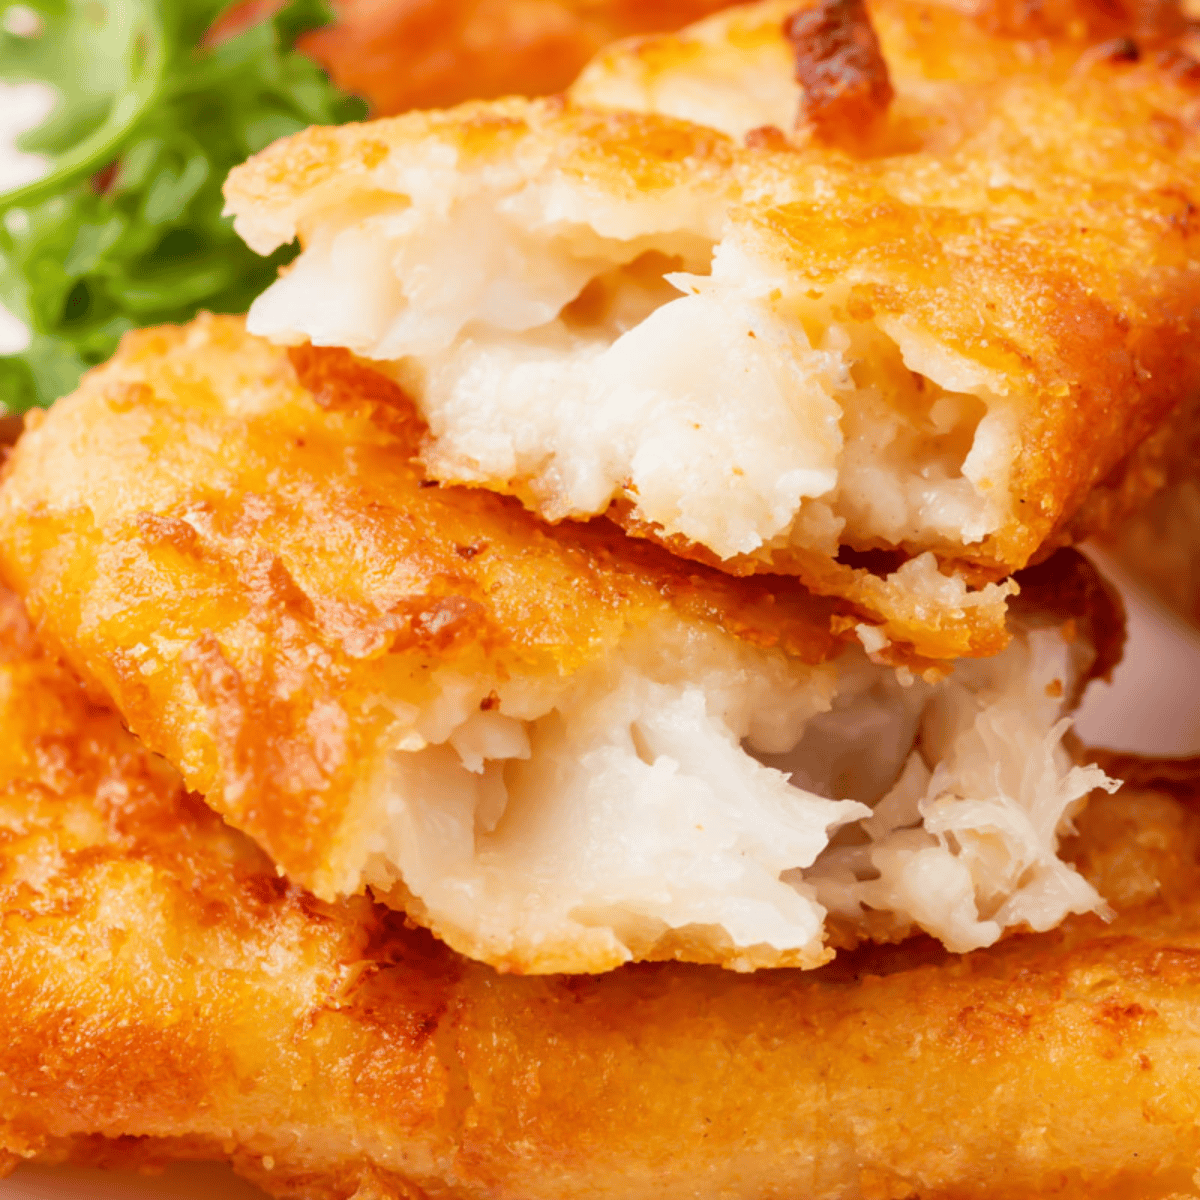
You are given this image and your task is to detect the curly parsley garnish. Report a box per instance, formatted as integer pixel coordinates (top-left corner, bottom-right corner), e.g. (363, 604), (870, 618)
(0, 0), (365, 412)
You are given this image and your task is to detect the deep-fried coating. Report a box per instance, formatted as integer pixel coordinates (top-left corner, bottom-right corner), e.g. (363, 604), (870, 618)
(211, 0), (742, 115)
(3, 579), (1200, 1199)
(0, 316), (1120, 973)
(224, 0), (1200, 659)
(784, 0), (894, 148)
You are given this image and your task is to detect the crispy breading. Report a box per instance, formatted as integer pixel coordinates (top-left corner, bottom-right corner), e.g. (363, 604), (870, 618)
(0, 316), (1121, 973)
(971, 0), (1188, 41)
(2, 579), (1200, 1199)
(784, 0), (894, 149)
(223, 0), (1200, 658)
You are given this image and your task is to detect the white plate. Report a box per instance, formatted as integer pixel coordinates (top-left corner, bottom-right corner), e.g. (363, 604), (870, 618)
(0, 78), (53, 355)
(1074, 546), (1200, 757)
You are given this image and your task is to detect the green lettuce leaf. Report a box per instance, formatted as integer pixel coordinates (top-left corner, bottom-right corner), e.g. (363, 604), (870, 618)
(0, 0), (365, 412)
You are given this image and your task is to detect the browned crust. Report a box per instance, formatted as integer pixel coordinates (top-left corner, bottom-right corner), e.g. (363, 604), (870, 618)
(609, 499), (1014, 663)
(975, 0), (1187, 43)
(215, 0), (1190, 123)
(0, 416), (22, 448)
(593, 0), (1200, 581)
(285, 341), (856, 663)
(785, 0), (894, 149)
(223, 98), (739, 255)
(1, 575), (1200, 1198)
(1051, 396), (1182, 556)
(741, 182), (1200, 578)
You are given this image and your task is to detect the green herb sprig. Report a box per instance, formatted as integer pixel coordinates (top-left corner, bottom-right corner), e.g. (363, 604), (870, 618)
(0, 0), (365, 412)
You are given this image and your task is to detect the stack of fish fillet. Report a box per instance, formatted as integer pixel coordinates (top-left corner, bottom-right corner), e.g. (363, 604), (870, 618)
(3, 0), (1200, 1194)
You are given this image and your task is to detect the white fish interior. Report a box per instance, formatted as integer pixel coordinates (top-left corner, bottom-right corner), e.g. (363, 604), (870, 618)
(236, 137), (1018, 576)
(355, 611), (1114, 972)
(248, 184), (1017, 568)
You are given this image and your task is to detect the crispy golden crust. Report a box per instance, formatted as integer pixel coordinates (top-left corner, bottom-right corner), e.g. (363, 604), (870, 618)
(0, 315), (852, 904)
(223, 97), (741, 254)
(785, 0), (895, 148)
(3, 578), (1200, 1199)
(971, 0), (1188, 42)
(615, 508), (1017, 661)
(224, 0), (1200, 654)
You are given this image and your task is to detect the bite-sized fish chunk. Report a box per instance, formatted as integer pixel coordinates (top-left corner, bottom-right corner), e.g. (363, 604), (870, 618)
(1, 578), (1200, 1199)
(0, 316), (1121, 973)
(223, 0), (1200, 658)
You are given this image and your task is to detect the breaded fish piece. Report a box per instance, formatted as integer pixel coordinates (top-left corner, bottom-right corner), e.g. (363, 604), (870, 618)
(212, 0), (741, 115)
(0, 316), (1119, 973)
(310, 0), (743, 115)
(3, 580), (1200, 1199)
(223, 0), (1200, 658)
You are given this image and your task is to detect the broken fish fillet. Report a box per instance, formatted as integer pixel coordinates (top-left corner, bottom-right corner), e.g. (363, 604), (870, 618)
(0, 315), (1121, 973)
(223, 0), (1200, 658)
(0, 579), (1197, 1198)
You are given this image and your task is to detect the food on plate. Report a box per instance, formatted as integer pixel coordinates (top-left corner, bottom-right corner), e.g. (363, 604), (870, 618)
(224, 0), (1200, 657)
(219, 0), (743, 115)
(0, 574), (1198, 1198)
(0, 0), (1196, 1195)
(0, 0), (365, 413)
(0, 314), (1123, 973)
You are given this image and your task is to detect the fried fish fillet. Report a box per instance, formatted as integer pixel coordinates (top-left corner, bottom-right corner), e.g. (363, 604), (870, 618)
(212, 0), (741, 115)
(3, 576), (1200, 1199)
(222, 0), (1200, 659)
(0, 315), (1120, 973)
(309, 0), (744, 115)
